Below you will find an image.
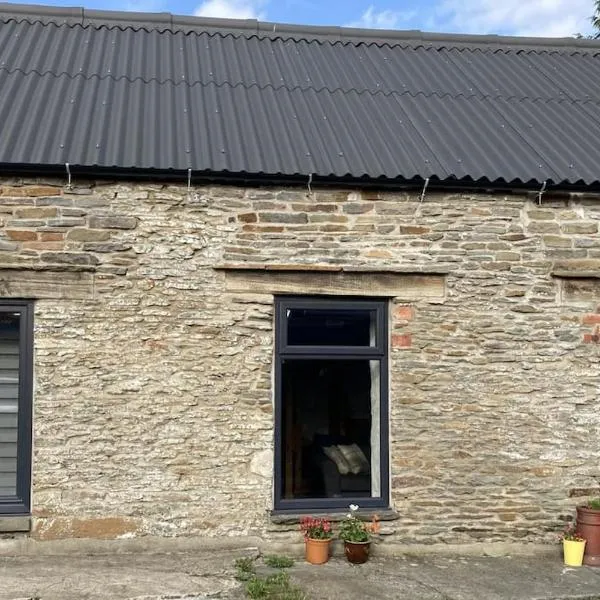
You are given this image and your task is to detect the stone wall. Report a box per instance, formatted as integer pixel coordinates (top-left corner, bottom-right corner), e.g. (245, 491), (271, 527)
(0, 177), (598, 544)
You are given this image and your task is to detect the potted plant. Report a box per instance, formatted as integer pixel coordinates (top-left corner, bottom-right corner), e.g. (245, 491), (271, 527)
(300, 516), (333, 565)
(338, 504), (380, 564)
(561, 523), (586, 567)
(577, 498), (600, 567)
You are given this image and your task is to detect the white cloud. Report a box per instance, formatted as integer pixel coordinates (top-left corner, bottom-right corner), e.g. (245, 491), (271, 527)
(123, 0), (165, 12)
(434, 0), (595, 37)
(194, 0), (267, 20)
(345, 5), (417, 30)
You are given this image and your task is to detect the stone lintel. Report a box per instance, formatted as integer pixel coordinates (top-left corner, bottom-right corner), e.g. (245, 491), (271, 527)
(552, 259), (600, 278)
(217, 263), (449, 275)
(0, 516), (31, 533)
(221, 268), (445, 300)
(558, 277), (600, 305)
(0, 269), (95, 300)
(553, 271), (600, 279)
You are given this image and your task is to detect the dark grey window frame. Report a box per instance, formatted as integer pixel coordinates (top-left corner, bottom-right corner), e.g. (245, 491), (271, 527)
(0, 301), (33, 515)
(274, 296), (390, 513)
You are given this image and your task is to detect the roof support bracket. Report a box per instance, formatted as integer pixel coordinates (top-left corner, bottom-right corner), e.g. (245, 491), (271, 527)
(537, 179), (548, 205)
(419, 177), (430, 203)
(413, 177), (429, 222)
(64, 162), (72, 190)
(306, 173), (313, 198)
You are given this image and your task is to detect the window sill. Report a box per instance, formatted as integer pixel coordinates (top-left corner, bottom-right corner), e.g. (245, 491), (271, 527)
(0, 515), (31, 533)
(270, 508), (398, 524)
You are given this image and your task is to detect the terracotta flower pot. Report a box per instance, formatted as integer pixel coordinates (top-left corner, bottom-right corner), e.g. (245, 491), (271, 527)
(577, 506), (600, 567)
(304, 538), (331, 564)
(344, 540), (370, 564)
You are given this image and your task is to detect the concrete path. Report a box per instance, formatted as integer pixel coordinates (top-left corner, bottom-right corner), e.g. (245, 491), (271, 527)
(0, 542), (600, 599)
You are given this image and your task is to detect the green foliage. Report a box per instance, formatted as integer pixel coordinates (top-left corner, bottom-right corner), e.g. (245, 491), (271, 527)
(264, 554), (295, 569)
(245, 571), (306, 600)
(246, 576), (271, 599)
(234, 557), (257, 581)
(238, 556), (305, 599)
(588, 498), (600, 510)
(339, 515), (370, 543)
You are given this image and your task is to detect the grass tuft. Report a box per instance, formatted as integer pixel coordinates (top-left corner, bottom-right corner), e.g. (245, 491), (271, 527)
(264, 555), (295, 569)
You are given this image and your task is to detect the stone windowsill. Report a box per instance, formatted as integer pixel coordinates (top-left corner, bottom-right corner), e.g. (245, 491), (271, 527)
(0, 516), (31, 533)
(270, 508), (399, 525)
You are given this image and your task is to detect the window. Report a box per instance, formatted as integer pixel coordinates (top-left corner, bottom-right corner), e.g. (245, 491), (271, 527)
(0, 302), (33, 515)
(274, 297), (389, 512)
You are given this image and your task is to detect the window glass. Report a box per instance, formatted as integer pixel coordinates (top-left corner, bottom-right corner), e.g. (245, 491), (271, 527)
(286, 308), (376, 346)
(0, 313), (19, 498)
(281, 358), (381, 501)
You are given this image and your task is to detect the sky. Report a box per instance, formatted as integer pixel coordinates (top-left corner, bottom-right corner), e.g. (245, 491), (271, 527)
(26, 0), (597, 37)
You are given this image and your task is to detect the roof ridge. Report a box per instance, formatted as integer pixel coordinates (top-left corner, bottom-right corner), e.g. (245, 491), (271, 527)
(1, 2), (600, 51)
(4, 66), (600, 106)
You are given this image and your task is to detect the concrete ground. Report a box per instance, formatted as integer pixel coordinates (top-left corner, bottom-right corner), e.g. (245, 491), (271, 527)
(0, 539), (600, 600)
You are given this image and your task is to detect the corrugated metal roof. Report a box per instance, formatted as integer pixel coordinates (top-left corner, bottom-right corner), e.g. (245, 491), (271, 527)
(1, 3), (600, 188)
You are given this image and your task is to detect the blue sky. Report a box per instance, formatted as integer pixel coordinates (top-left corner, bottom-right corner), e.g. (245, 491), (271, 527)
(27, 0), (597, 37)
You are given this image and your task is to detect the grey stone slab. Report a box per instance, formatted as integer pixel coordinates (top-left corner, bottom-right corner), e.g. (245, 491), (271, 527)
(1, 548), (600, 600)
(290, 558), (447, 600)
(388, 555), (600, 600)
(0, 516), (30, 533)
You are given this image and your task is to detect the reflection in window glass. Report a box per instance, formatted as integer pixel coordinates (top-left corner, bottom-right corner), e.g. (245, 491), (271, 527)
(286, 308), (376, 346)
(281, 358), (381, 500)
(0, 313), (19, 497)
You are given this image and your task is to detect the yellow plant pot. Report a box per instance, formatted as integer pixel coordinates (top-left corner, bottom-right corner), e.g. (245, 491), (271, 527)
(563, 539), (586, 567)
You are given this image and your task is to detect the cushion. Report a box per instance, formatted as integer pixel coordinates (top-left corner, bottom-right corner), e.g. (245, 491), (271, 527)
(337, 443), (370, 475)
(322, 445), (351, 475)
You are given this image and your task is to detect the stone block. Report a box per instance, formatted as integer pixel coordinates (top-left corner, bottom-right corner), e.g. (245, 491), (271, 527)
(0, 185), (61, 197)
(89, 216), (138, 229)
(6, 230), (37, 241)
(392, 333), (413, 348)
(47, 218), (87, 227)
(14, 207), (58, 218)
(40, 251), (99, 265)
(258, 212), (308, 224)
(67, 228), (112, 242)
(560, 222), (598, 234)
(0, 516), (31, 532)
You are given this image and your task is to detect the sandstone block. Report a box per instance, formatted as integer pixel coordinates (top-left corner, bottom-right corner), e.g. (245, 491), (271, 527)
(399, 225), (431, 235)
(6, 229), (37, 241)
(0, 185), (61, 197)
(15, 207), (58, 218)
(392, 333), (412, 348)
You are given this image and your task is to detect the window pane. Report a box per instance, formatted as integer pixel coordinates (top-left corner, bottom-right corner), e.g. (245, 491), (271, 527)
(0, 313), (19, 497)
(286, 308), (376, 346)
(281, 358), (380, 500)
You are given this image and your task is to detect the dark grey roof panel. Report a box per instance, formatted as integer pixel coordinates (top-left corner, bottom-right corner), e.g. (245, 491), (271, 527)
(1, 3), (600, 186)
(2, 19), (600, 102)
